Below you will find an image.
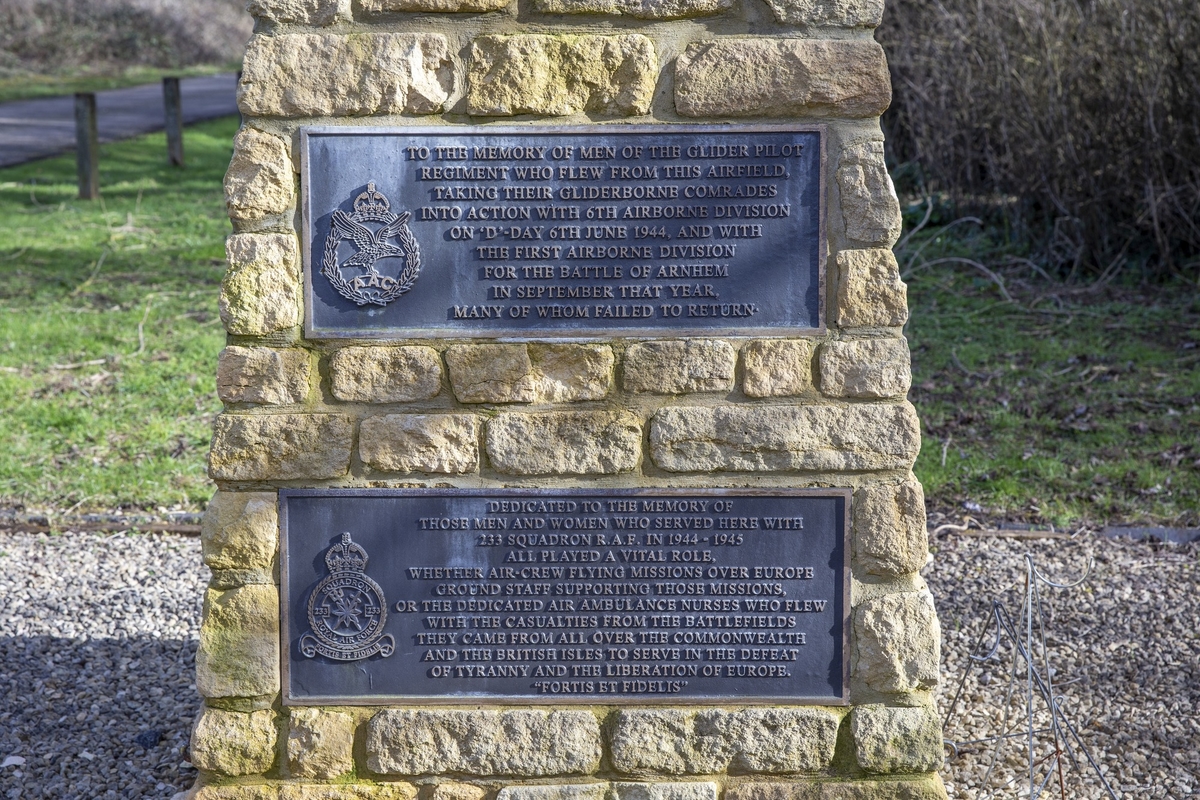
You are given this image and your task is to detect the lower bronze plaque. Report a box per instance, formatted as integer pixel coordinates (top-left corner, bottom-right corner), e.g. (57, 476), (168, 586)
(281, 489), (849, 704)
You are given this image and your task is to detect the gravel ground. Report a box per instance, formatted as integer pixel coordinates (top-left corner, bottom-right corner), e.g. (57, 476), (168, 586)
(927, 533), (1200, 799)
(0, 532), (203, 799)
(0, 530), (1195, 798)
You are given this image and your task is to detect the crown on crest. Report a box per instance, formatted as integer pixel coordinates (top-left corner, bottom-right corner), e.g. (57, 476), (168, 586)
(325, 532), (368, 573)
(352, 181), (391, 215)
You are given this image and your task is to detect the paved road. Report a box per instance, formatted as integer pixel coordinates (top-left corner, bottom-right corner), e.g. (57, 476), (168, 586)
(0, 73), (239, 168)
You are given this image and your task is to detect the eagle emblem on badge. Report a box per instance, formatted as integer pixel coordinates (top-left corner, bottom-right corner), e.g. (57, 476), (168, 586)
(299, 533), (395, 661)
(321, 182), (421, 307)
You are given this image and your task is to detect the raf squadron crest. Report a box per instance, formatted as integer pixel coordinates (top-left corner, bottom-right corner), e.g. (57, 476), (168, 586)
(321, 182), (421, 307)
(300, 533), (395, 661)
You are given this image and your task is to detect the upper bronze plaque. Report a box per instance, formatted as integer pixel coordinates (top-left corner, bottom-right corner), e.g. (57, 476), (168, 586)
(301, 125), (826, 338)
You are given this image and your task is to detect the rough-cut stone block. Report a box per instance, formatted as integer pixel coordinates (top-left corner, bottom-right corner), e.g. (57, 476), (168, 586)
(209, 414), (353, 481)
(469, 34), (656, 116)
(838, 140), (903, 247)
(365, 709), (602, 776)
(762, 0), (883, 26)
(487, 411), (641, 475)
(446, 344), (614, 403)
(649, 404), (920, 472)
(360, 414), (480, 474)
(240, 33), (453, 117)
(497, 786), (608, 800)
(726, 776), (948, 800)
(196, 585), (280, 698)
(329, 346), (443, 403)
(742, 340), (814, 398)
(187, 786), (278, 800)
(854, 479), (927, 577)
(854, 590), (941, 693)
(531, 0), (731, 19)
(609, 709), (840, 774)
(279, 786), (418, 800)
(201, 491), (278, 572)
(624, 340), (735, 394)
(675, 40), (890, 118)
(218, 347), (311, 406)
(836, 249), (908, 328)
(432, 784), (487, 800)
(288, 707), (356, 780)
(613, 784), (717, 800)
(246, 0), (347, 24)
(852, 704), (943, 774)
(819, 338), (911, 399)
(225, 128), (294, 223)
(221, 234), (302, 336)
(190, 708), (277, 776)
(363, 0), (510, 9)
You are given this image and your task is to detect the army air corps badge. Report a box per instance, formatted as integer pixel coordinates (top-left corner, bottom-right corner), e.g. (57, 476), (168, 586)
(321, 181), (421, 307)
(299, 533), (395, 661)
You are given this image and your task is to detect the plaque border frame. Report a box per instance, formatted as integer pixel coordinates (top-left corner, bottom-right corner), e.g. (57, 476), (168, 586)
(279, 487), (851, 707)
(299, 124), (828, 341)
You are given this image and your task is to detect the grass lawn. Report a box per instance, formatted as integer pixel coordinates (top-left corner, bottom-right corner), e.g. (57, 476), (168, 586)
(0, 120), (1196, 526)
(0, 64), (239, 104)
(0, 116), (236, 514)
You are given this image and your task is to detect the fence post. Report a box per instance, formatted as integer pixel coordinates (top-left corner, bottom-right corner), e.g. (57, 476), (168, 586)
(163, 77), (184, 167)
(74, 92), (99, 200)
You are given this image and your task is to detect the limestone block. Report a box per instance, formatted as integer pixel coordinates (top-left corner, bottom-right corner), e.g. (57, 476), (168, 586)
(818, 339), (911, 399)
(209, 414), (353, 481)
(218, 347), (311, 406)
(363, 0), (511, 10)
(726, 776), (948, 800)
(497, 786), (608, 800)
(225, 128), (294, 223)
(761, 0), (884, 26)
(288, 707), (356, 779)
(836, 249), (908, 328)
(609, 708), (839, 774)
(531, 0), (731, 19)
(187, 786), (278, 800)
(201, 491), (278, 572)
(468, 34), (657, 116)
(837, 141), (903, 247)
(190, 708), (277, 776)
(196, 584), (280, 698)
(742, 340), (813, 398)
(365, 709), (602, 776)
(239, 33), (453, 117)
(852, 704), (943, 774)
(446, 344), (614, 403)
(279, 786), (418, 800)
(487, 411), (641, 475)
(360, 414), (480, 474)
(854, 479), (928, 577)
(624, 340), (736, 394)
(432, 783), (488, 800)
(613, 784), (717, 800)
(246, 0), (348, 24)
(854, 590), (941, 693)
(649, 403), (920, 472)
(329, 346), (443, 403)
(221, 234), (302, 336)
(675, 40), (890, 118)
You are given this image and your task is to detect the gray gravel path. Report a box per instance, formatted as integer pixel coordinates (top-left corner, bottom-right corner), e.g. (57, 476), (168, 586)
(0, 530), (1194, 798)
(0, 73), (238, 168)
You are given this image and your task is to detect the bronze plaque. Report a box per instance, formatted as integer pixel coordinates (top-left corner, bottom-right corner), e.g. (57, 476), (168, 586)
(301, 125), (826, 338)
(280, 489), (849, 705)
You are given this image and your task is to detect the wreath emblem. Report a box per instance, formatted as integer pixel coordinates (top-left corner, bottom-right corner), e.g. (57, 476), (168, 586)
(300, 533), (395, 661)
(321, 181), (421, 307)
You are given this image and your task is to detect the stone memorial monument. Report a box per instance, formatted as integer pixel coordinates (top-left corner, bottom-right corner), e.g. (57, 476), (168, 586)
(191, 0), (945, 797)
